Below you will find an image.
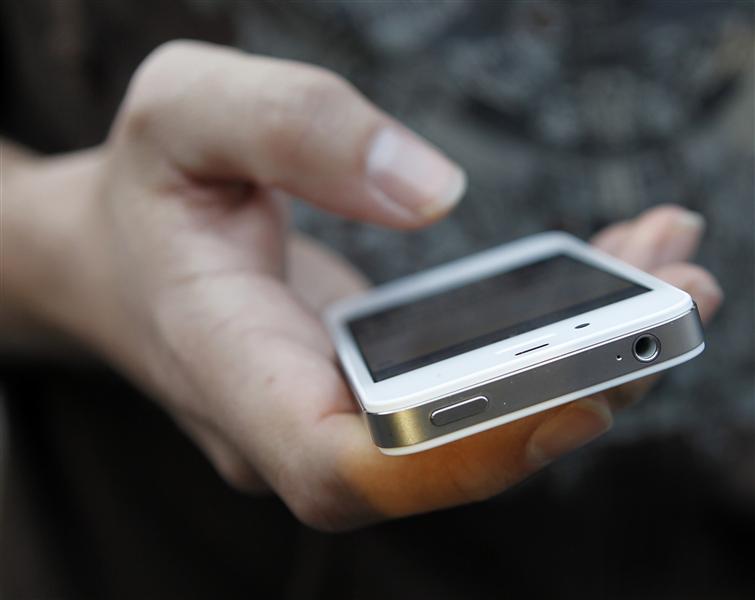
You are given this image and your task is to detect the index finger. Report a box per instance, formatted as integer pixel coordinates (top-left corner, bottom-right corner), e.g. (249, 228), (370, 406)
(116, 40), (466, 229)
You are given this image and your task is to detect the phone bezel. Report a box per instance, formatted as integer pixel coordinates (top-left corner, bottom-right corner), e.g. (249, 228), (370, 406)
(325, 232), (693, 414)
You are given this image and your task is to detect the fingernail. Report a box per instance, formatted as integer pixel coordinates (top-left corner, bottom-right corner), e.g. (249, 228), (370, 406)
(526, 397), (613, 467)
(657, 210), (706, 264)
(678, 210), (706, 231)
(366, 126), (466, 220)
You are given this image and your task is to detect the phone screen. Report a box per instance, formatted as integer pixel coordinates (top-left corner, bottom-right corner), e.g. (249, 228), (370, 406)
(348, 254), (649, 382)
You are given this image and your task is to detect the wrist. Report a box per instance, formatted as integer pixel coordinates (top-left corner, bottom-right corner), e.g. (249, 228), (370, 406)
(2, 147), (110, 351)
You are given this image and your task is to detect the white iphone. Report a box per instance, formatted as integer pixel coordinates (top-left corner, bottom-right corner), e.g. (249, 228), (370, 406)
(325, 232), (704, 455)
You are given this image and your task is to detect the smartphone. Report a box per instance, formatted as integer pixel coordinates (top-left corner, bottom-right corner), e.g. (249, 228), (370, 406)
(325, 232), (704, 455)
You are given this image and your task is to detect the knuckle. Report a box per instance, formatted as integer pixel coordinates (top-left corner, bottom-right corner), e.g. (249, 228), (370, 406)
(117, 40), (207, 138)
(140, 39), (200, 74)
(149, 39), (204, 60)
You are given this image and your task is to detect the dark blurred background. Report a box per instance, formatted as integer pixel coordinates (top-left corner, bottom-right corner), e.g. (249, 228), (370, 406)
(1, 1), (753, 599)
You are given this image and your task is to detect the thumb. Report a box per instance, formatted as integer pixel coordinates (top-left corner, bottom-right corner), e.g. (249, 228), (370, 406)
(118, 40), (466, 228)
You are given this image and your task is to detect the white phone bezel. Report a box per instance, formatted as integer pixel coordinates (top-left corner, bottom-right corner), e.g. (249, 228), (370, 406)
(325, 232), (693, 415)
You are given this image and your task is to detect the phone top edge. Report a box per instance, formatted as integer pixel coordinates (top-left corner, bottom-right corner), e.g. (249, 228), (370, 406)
(346, 297), (695, 413)
(374, 324), (705, 455)
(327, 231), (696, 413)
(368, 304), (699, 417)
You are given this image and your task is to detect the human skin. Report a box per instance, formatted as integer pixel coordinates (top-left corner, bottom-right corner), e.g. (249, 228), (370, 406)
(2, 41), (723, 531)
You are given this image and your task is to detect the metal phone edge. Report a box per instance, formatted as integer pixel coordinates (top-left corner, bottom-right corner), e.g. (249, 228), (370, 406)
(364, 306), (704, 453)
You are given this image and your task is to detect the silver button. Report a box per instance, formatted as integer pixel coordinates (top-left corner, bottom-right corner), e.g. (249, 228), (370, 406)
(430, 396), (489, 427)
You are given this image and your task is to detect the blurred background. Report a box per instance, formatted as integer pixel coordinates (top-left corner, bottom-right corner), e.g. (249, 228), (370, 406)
(1, 1), (753, 599)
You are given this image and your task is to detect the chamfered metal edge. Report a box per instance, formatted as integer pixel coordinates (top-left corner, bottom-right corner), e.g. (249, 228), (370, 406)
(365, 306), (704, 450)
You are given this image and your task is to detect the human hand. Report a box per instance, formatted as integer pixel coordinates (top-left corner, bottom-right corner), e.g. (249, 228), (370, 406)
(5, 41), (722, 531)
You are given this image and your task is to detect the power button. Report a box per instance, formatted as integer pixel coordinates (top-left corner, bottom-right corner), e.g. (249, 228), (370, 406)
(430, 396), (489, 427)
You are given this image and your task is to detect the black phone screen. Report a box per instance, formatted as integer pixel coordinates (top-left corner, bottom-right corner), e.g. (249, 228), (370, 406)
(348, 254), (649, 382)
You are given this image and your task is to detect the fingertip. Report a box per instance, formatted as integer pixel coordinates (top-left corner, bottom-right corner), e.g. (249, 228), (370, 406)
(611, 205), (706, 269)
(641, 204), (706, 240)
(365, 126), (466, 226)
(432, 166), (467, 218)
